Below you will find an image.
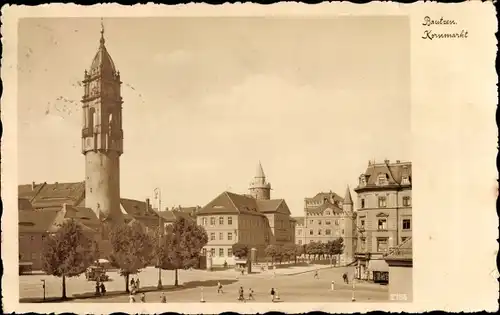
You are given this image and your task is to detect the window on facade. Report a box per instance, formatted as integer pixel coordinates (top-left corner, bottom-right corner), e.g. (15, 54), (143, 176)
(309, 240), (313, 243)
(403, 196), (411, 207)
(219, 232), (223, 240)
(378, 219), (387, 230)
(298, 240), (302, 245)
(228, 248), (233, 257)
(297, 229), (302, 235)
(228, 232), (233, 241)
(377, 238), (388, 252)
(228, 216), (233, 225)
(360, 237), (366, 251)
(202, 248), (207, 256)
(210, 232), (215, 241)
(210, 248), (215, 256)
(210, 217), (216, 225)
(341, 229), (344, 235)
(325, 220), (331, 225)
(360, 219), (365, 228)
(402, 219), (411, 230)
(401, 237), (408, 243)
(335, 220), (339, 225)
(318, 229), (322, 235)
(325, 229), (331, 235)
(219, 248), (224, 257)
(309, 220), (314, 224)
(309, 229), (313, 235)
(361, 199), (365, 208)
(219, 216), (224, 225)
(378, 197), (387, 208)
(202, 218), (207, 226)
(318, 220), (322, 225)
(325, 211), (330, 215)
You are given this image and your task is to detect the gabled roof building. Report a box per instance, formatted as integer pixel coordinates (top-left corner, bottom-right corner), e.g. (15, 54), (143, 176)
(197, 163), (296, 265)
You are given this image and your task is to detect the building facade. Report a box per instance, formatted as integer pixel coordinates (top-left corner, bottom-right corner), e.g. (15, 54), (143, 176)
(354, 160), (412, 283)
(197, 163), (295, 265)
(294, 187), (357, 264)
(384, 237), (413, 301)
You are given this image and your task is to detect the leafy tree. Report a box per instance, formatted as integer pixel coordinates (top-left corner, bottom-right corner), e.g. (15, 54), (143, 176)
(282, 244), (297, 263)
(109, 221), (154, 292)
(231, 243), (249, 259)
(41, 219), (98, 299)
(306, 241), (324, 260)
(158, 217), (208, 286)
(294, 244), (305, 264)
(265, 244), (282, 264)
(325, 238), (344, 265)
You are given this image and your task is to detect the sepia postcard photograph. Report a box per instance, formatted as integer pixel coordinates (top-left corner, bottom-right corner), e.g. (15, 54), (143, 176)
(1, 2), (498, 314)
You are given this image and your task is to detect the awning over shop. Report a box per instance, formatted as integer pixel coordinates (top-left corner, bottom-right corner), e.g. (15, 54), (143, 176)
(368, 259), (389, 272)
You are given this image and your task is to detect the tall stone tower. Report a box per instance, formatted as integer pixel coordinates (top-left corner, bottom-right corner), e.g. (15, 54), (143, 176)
(248, 161), (271, 200)
(81, 23), (123, 222)
(342, 185), (356, 264)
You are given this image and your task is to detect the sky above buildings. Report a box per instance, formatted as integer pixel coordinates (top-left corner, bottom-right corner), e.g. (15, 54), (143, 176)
(18, 17), (411, 216)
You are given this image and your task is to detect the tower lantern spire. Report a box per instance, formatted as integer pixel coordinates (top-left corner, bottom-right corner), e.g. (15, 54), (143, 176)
(100, 18), (105, 46)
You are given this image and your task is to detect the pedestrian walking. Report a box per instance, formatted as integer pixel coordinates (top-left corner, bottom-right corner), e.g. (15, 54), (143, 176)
(160, 292), (167, 303)
(136, 278), (141, 292)
(217, 281), (223, 294)
(270, 287), (276, 302)
(248, 288), (254, 300)
(129, 293), (135, 303)
(238, 286), (245, 302)
(140, 292), (146, 303)
(314, 270), (319, 279)
(95, 281), (101, 296)
(100, 282), (106, 295)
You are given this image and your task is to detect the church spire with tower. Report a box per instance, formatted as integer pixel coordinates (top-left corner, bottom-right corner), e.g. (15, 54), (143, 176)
(343, 185), (353, 213)
(249, 161), (272, 200)
(81, 20), (124, 222)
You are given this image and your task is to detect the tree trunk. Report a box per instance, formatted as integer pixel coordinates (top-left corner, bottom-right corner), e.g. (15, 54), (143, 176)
(174, 269), (179, 286)
(61, 274), (67, 300)
(125, 274), (130, 293)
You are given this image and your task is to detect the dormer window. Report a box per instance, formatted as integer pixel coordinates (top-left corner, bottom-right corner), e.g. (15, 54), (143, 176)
(359, 175), (367, 186)
(378, 173), (388, 186)
(402, 175), (411, 185)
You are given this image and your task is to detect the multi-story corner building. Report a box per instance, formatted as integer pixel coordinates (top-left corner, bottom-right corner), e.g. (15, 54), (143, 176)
(197, 163), (295, 265)
(293, 187), (357, 265)
(354, 160), (412, 283)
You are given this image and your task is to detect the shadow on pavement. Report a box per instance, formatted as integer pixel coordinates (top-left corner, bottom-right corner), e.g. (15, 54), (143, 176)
(19, 279), (238, 303)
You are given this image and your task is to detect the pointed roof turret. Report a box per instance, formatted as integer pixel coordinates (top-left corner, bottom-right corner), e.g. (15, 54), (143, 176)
(344, 185), (353, 205)
(89, 18), (117, 75)
(255, 161), (266, 178)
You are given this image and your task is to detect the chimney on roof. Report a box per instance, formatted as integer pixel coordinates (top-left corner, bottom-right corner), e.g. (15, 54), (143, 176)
(32, 181), (36, 190)
(146, 198), (150, 214)
(384, 159), (390, 164)
(396, 160), (401, 163)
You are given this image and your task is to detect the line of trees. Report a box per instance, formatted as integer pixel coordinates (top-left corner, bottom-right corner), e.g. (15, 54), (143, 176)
(41, 217), (208, 298)
(303, 238), (344, 262)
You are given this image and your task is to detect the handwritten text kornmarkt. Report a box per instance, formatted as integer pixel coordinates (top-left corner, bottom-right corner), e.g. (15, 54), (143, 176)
(422, 16), (469, 40)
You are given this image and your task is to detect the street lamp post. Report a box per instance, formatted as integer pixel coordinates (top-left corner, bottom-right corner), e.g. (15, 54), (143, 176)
(155, 188), (162, 290)
(41, 279), (46, 301)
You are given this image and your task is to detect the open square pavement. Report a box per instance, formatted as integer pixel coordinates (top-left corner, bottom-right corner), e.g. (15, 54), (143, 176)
(20, 265), (389, 303)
